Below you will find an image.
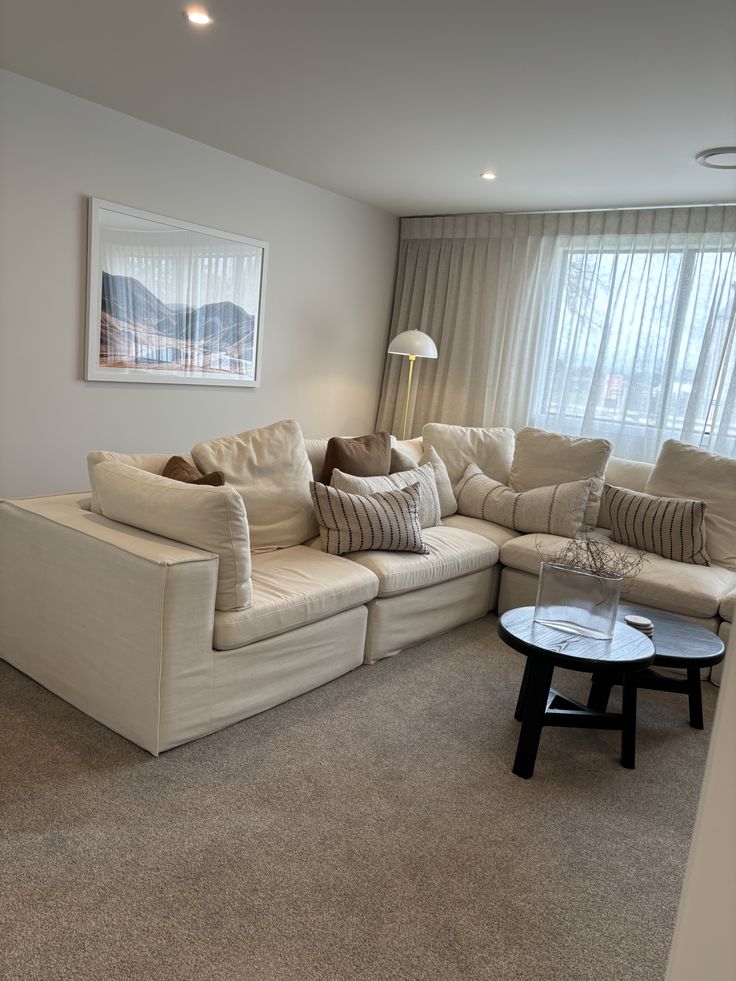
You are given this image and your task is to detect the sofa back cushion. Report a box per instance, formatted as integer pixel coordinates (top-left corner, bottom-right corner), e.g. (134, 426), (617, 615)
(645, 439), (736, 571)
(422, 424), (515, 489)
(192, 420), (316, 552)
(330, 462), (442, 529)
(509, 428), (611, 530)
(456, 464), (592, 538)
(87, 450), (196, 514)
(93, 461), (252, 612)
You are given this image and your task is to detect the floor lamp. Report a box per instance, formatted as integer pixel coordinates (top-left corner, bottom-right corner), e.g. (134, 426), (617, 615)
(387, 329), (438, 440)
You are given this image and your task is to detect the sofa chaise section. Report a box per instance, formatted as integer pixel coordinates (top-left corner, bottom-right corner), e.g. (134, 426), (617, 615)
(0, 494), (378, 754)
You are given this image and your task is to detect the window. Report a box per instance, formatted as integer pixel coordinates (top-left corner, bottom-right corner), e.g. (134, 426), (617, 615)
(533, 243), (736, 461)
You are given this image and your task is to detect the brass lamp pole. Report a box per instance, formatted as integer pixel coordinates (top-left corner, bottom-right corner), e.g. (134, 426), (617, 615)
(387, 329), (438, 440)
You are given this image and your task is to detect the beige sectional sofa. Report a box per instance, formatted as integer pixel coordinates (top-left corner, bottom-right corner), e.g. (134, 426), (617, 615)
(0, 429), (732, 754)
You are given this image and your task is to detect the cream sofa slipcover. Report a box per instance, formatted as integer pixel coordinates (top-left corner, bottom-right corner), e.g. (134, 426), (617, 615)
(1, 440), (731, 754)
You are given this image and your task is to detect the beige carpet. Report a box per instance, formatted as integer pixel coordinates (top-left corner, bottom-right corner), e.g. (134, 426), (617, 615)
(0, 615), (716, 981)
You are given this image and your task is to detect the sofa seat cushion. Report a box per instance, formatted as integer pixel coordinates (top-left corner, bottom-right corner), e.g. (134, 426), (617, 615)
(720, 588), (736, 624)
(500, 533), (736, 620)
(341, 525), (498, 598)
(441, 513), (521, 550)
(212, 546), (378, 651)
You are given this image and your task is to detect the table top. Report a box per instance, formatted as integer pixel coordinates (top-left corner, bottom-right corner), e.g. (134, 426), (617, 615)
(617, 603), (725, 667)
(498, 606), (655, 672)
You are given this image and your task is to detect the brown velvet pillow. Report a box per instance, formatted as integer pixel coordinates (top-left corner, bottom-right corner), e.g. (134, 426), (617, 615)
(321, 432), (392, 485)
(162, 455), (225, 487)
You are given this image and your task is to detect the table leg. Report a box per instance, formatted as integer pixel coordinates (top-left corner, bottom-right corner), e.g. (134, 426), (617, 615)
(587, 671), (616, 712)
(514, 657), (532, 722)
(687, 667), (704, 730)
(621, 674), (637, 769)
(513, 656), (555, 780)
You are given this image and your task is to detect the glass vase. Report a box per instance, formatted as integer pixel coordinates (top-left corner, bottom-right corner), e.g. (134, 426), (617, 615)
(534, 562), (622, 640)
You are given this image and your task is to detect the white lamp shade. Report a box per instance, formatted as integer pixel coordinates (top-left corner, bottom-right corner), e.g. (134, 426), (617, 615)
(387, 329), (438, 359)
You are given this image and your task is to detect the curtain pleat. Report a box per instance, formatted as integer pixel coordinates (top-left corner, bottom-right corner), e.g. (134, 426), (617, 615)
(376, 206), (736, 461)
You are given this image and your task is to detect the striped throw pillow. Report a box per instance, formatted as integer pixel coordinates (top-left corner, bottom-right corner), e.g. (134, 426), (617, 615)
(456, 464), (592, 538)
(310, 481), (429, 556)
(603, 484), (710, 565)
(330, 463), (441, 529)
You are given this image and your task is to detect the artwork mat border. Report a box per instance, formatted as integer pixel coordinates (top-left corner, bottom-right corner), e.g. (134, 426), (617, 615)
(85, 197), (268, 387)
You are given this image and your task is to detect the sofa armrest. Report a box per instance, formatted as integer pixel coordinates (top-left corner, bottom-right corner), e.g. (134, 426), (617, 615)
(0, 495), (218, 754)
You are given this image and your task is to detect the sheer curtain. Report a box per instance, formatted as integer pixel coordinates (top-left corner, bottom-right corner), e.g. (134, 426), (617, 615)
(375, 207), (736, 462)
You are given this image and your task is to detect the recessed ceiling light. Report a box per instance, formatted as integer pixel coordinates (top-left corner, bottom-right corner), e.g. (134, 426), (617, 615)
(696, 147), (736, 169)
(185, 9), (212, 26)
(480, 171), (496, 181)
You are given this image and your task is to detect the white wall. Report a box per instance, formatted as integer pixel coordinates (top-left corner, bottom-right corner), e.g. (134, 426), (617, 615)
(0, 71), (398, 497)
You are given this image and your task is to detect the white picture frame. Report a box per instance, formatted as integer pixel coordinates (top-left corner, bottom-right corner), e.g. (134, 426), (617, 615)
(85, 198), (268, 387)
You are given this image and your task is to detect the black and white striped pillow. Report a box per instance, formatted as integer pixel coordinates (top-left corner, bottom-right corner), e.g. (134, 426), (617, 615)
(330, 463), (441, 529)
(310, 481), (429, 556)
(603, 484), (710, 565)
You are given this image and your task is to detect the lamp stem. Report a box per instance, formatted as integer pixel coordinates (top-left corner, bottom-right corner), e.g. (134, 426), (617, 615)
(401, 354), (416, 441)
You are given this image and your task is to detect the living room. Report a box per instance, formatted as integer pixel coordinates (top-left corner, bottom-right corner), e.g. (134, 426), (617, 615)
(1, 1), (734, 979)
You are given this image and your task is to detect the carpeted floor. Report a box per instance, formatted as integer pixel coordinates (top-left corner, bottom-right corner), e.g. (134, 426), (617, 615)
(0, 615), (716, 981)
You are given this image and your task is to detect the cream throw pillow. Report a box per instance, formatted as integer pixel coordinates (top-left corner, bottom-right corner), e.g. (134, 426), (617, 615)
(330, 462), (441, 529)
(418, 445), (457, 517)
(192, 420), (316, 552)
(87, 450), (195, 514)
(93, 461), (252, 612)
(509, 428), (611, 530)
(456, 463), (593, 538)
(602, 484), (709, 565)
(422, 423), (515, 488)
(645, 439), (736, 571)
(310, 481), (428, 556)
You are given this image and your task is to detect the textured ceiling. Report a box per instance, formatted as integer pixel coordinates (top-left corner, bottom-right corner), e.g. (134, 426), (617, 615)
(1, 0), (735, 215)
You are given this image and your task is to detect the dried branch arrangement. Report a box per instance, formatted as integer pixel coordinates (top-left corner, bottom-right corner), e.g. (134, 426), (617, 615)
(539, 534), (645, 581)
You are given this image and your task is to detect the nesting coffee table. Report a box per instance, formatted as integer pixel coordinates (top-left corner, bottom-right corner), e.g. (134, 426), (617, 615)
(587, 604), (725, 729)
(498, 607), (655, 779)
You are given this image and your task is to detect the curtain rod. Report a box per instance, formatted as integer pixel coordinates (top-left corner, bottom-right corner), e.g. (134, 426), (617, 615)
(402, 202), (736, 220)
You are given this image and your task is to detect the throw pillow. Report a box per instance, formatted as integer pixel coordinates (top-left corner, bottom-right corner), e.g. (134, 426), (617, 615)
(602, 484), (710, 565)
(509, 427), (612, 531)
(191, 419), (316, 552)
(421, 423), (515, 489)
(456, 463), (593, 538)
(645, 439), (736, 570)
(330, 462), (441, 529)
(162, 455), (224, 486)
(418, 444), (457, 517)
(93, 461), (252, 612)
(390, 446), (418, 474)
(321, 432), (392, 485)
(310, 481), (429, 556)
(87, 450), (191, 514)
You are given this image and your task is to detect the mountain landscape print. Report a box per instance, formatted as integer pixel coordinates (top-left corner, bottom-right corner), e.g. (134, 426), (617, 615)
(100, 273), (255, 376)
(86, 199), (267, 387)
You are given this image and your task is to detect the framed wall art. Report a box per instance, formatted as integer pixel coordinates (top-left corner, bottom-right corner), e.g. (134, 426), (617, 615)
(85, 198), (268, 386)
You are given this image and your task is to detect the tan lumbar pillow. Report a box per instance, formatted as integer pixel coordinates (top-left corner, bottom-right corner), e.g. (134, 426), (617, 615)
(645, 439), (736, 570)
(192, 419), (316, 552)
(509, 427), (612, 530)
(602, 484), (709, 565)
(330, 462), (441, 529)
(162, 455), (224, 486)
(310, 481), (428, 556)
(422, 423), (515, 489)
(93, 461), (252, 612)
(456, 463), (593, 538)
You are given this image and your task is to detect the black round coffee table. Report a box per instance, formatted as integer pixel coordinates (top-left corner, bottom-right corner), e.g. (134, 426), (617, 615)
(587, 604), (725, 729)
(498, 607), (655, 779)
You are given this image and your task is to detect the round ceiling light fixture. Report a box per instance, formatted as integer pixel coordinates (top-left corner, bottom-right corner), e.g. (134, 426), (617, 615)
(695, 147), (736, 169)
(185, 8), (213, 26)
(480, 171), (497, 181)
